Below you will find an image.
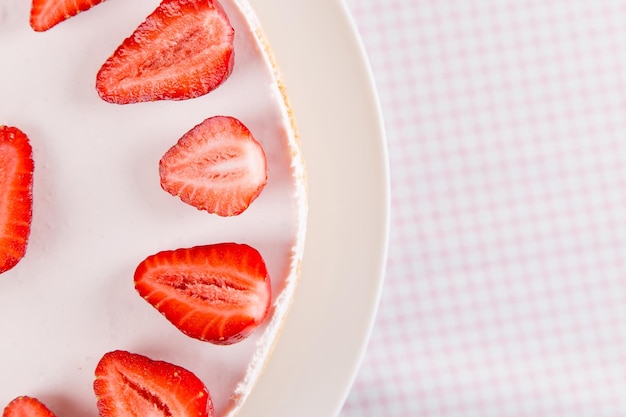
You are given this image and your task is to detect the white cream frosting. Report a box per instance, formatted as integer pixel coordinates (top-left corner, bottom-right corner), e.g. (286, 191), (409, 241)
(0, 1), (306, 417)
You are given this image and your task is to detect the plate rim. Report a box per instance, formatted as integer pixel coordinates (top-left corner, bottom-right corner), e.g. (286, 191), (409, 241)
(238, 0), (390, 415)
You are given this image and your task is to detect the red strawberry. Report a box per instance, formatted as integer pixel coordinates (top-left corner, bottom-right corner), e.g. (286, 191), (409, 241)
(94, 350), (213, 417)
(3, 397), (56, 417)
(30, 0), (106, 32)
(159, 116), (267, 217)
(134, 243), (272, 345)
(0, 126), (34, 274)
(96, 0), (234, 104)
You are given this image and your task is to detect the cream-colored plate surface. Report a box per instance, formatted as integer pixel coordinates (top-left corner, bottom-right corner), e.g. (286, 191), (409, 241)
(0, 0), (388, 416)
(239, 1), (389, 416)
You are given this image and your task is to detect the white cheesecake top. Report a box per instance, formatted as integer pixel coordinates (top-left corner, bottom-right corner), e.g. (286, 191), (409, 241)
(0, 1), (306, 416)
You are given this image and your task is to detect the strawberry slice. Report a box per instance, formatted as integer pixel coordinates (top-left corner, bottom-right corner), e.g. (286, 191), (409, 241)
(30, 0), (106, 32)
(3, 397), (56, 417)
(159, 116), (267, 217)
(96, 0), (235, 104)
(94, 350), (213, 417)
(134, 243), (272, 345)
(0, 126), (34, 274)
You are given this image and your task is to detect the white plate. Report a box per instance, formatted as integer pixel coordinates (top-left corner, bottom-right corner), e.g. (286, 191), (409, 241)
(239, 1), (389, 416)
(0, 0), (388, 415)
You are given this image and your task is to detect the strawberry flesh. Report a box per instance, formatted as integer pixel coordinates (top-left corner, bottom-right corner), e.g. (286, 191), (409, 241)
(3, 397), (56, 417)
(94, 350), (213, 417)
(159, 116), (267, 217)
(96, 0), (235, 104)
(0, 126), (33, 274)
(134, 243), (272, 345)
(30, 0), (106, 32)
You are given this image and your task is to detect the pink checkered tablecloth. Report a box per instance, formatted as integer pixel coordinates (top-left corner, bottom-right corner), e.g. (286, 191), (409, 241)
(340, 1), (626, 416)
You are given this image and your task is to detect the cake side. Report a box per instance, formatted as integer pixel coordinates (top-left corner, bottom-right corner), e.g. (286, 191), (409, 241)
(220, 0), (308, 415)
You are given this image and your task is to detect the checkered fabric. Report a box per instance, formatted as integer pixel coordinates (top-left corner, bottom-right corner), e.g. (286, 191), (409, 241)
(341, 1), (626, 416)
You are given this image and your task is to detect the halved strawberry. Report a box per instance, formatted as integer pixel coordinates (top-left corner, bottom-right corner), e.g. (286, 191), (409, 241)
(159, 116), (267, 217)
(30, 0), (106, 32)
(96, 0), (234, 104)
(134, 243), (272, 345)
(94, 350), (213, 417)
(0, 126), (34, 274)
(3, 396), (56, 417)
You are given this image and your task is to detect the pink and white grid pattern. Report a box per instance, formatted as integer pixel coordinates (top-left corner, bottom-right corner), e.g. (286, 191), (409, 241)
(341, 1), (626, 416)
